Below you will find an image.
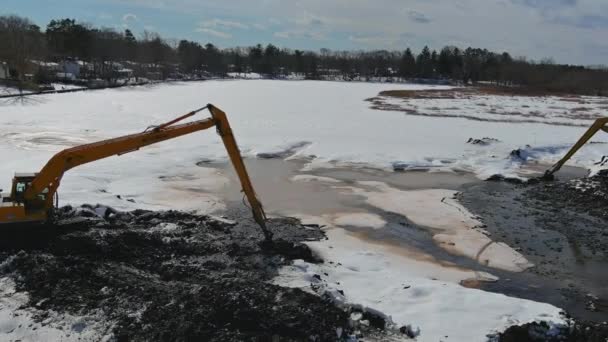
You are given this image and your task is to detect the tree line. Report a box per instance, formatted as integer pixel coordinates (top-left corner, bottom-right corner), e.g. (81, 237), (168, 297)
(1, 14), (607, 95)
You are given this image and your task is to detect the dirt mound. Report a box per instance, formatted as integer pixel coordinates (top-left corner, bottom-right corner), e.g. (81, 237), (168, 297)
(459, 173), (608, 322)
(0, 205), (361, 341)
(498, 321), (608, 342)
(526, 173), (608, 222)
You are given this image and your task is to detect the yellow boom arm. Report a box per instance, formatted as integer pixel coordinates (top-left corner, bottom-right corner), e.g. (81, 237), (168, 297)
(3, 104), (270, 239)
(544, 117), (608, 178)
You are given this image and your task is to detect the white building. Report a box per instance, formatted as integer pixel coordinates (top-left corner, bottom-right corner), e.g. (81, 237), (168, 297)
(60, 60), (81, 78)
(31, 60), (60, 72)
(0, 62), (9, 79)
(117, 68), (133, 78)
(56, 72), (76, 81)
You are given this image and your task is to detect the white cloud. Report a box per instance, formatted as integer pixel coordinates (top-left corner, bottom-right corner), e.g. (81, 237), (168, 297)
(122, 13), (138, 22)
(348, 35), (400, 47)
(407, 10), (431, 24)
(110, 0), (608, 64)
(274, 30), (327, 41)
(252, 23), (267, 30)
(196, 28), (232, 39)
(98, 12), (113, 20)
(273, 31), (289, 39)
(200, 18), (249, 30)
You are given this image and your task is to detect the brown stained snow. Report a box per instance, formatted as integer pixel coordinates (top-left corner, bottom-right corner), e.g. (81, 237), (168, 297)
(367, 87), (608, 127)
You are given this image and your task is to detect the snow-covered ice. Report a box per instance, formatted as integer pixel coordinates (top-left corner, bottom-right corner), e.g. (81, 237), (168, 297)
(274, 227), (564, 342)
(337, 181), (533, 272)
(377, 92), (607, 127)
(0, 80), (606, 208)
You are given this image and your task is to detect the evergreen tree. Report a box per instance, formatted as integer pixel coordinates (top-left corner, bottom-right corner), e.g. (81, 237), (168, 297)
(416, 46), (432, 78)
(399, 48), (416, 78)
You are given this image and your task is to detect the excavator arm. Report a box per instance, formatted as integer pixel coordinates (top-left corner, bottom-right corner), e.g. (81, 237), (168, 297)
(544, 117), (608, 178)
(3, 104), (270, 240)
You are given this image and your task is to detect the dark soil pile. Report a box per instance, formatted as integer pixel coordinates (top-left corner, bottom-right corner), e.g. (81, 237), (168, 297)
(458, 173), (608, 323)
(499, 320), (608, 342)
(517, 172), (608, 257)
(526, 172), (608, 222)
(0, 205), (359, 341)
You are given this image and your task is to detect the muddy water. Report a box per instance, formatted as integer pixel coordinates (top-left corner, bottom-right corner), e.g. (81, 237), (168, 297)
(213, 158), (493, 269)
(213, 158), (477, 215)
(209, 158), (606, 322)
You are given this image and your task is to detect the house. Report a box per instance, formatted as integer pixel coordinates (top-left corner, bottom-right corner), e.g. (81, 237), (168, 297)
(146, 71), (162, 80)
(116, 68), (133, 78)
(60, 60), (81, 78)
(0, 62), (9, 79)
(56, 72), (76, 81)
(31, 60), (60, 73)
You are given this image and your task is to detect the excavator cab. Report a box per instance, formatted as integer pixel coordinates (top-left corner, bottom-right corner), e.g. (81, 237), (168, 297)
(12, 173), (37, 203)
(1, 173), (48, 224)
(10, 173), (48, 209)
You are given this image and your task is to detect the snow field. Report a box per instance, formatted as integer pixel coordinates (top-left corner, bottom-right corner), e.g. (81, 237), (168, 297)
(274, 227), (564, 342)
(0, 80), (594, 340)
(1, 80), (606, 206)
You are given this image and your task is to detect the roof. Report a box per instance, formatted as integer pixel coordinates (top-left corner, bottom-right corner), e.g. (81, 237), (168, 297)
(14, 172), (38, 178)
(30, 60), (59, 67)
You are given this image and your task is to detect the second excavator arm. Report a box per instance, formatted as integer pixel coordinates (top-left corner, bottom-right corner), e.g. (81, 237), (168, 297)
(543, 117), (608, 178)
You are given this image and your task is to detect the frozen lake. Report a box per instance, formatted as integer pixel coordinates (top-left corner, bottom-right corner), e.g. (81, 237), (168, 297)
(2, 80), (605, 341)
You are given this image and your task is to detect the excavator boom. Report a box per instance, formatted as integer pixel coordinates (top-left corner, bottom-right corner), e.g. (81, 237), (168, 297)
(0, 104), (270, 240)
(544, 117), (608, 178)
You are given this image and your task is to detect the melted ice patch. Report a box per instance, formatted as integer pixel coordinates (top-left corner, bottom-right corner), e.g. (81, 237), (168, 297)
(337, 181), (533, 272)
(0, 131), (97, 151)
(329, 212), (387, 229)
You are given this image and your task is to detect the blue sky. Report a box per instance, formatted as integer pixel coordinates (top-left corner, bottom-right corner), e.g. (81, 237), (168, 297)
(4, 0), (608, 65)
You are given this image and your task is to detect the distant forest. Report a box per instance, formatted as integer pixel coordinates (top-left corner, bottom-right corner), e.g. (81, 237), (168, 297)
(1, 14), (607, 95)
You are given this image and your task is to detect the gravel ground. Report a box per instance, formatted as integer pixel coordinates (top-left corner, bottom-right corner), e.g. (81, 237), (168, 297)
(498, 320), (608, 342)
(0, 204), (392, 341)
(459, 173), (608, 340)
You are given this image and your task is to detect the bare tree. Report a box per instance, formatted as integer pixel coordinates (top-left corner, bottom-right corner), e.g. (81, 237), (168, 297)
(0, 15), (46, 85)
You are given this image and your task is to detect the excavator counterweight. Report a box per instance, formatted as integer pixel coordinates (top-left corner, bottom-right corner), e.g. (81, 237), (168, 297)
(0, 104), (271, 240)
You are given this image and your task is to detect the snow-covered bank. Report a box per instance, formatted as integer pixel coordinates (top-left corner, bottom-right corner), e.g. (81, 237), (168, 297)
(0, 80), (606, 211)
(375, 91), (607, 127)
(0, 277), (112, 341)
(275, 227), (565, 342)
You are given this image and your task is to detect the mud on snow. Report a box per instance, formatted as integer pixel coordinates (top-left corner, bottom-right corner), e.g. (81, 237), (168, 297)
(0, 204), (394, 341)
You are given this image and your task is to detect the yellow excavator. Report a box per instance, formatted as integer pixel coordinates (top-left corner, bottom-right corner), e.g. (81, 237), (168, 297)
(543, 117), (608, 179)
(0, 104), (272, 240)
